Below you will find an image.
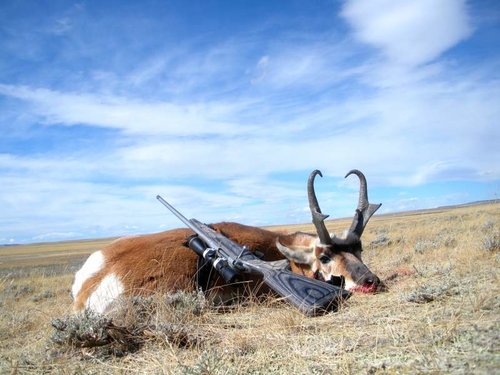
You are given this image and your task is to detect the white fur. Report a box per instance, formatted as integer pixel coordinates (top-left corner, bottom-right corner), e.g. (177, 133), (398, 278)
(344, 279), (357, 291)
(72, 250), (104, 300)
(276, 240), (315, 264)
(315, 239), (332, 248)
(86, 273), (124, 314)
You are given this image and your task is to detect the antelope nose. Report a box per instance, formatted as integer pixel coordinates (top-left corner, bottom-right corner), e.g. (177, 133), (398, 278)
(364, 275), (380, 286)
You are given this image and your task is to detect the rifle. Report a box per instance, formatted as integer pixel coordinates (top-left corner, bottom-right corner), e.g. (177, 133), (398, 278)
(157, 195), (350, 316)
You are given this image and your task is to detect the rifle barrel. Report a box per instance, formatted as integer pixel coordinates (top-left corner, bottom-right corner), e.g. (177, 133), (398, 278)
(156, 195), (220, 250)
(156, 195), (193, 229)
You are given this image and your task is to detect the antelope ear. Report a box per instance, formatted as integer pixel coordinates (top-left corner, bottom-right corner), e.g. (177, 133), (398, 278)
(276, 232), (317, 265)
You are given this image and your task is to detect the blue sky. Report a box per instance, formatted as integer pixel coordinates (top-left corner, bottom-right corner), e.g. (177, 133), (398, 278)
(0, 0), (499, 244)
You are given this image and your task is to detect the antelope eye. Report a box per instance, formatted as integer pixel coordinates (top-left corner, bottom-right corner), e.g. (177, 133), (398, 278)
(319, 255), (331, 264)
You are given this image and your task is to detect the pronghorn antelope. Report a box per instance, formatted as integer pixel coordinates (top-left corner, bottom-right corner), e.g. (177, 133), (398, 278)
(72, 170), (382, 314)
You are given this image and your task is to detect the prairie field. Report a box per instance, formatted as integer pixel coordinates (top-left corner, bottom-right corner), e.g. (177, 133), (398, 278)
(0, 202), (498, 374)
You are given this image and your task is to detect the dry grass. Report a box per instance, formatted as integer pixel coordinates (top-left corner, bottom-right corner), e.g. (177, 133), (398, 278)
(0, 202), (499, 374)
(0, 237), (116, 271)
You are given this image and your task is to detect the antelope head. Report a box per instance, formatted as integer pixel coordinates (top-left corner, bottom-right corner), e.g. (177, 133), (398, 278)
(277, 170), (383, 293)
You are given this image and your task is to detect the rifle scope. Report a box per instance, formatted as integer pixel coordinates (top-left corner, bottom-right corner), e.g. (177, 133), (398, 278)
(188, 236), (238, 283)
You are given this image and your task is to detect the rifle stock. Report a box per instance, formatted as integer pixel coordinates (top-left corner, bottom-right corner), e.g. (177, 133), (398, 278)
(261, 267), (344, 315)
(191, 219), (350, 316)
(157, 195), (350, 316)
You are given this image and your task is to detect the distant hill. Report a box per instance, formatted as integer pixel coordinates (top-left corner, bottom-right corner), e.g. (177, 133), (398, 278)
(436, 199), (499, 210)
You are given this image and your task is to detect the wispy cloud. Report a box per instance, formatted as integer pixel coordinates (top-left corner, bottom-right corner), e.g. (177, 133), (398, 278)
(249, 39), (363, 89)
(0, 84), (258, 136)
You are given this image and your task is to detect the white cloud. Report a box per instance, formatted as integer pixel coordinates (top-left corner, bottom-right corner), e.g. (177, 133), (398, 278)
(341, 0), (472, 66)
(50, 17), (73, 35)
(0, 84), (256, 136)
(32, 232), (82, 241)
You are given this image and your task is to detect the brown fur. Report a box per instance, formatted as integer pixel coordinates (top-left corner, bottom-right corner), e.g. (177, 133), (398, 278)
(289, 262), (316, 278)
(73, 223), (284, 311)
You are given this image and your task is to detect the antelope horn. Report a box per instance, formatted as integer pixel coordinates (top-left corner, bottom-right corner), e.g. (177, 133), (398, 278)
(308, 170), (333, 246)
(345, 169), (382, 238)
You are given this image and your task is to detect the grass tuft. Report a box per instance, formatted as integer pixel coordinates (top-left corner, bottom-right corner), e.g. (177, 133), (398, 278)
(481, 232), (500, 252)
(50, 291), (211, 359)
(401, 281), (459, 304)
(413, 238), (440, 253)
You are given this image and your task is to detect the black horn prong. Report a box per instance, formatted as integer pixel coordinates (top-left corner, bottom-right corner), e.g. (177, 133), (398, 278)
(308, 170), (333, 246)
(345, 170), (381, 238)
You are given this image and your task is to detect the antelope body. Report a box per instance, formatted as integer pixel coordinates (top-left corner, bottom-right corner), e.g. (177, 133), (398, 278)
(72, 170), (382, 314)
